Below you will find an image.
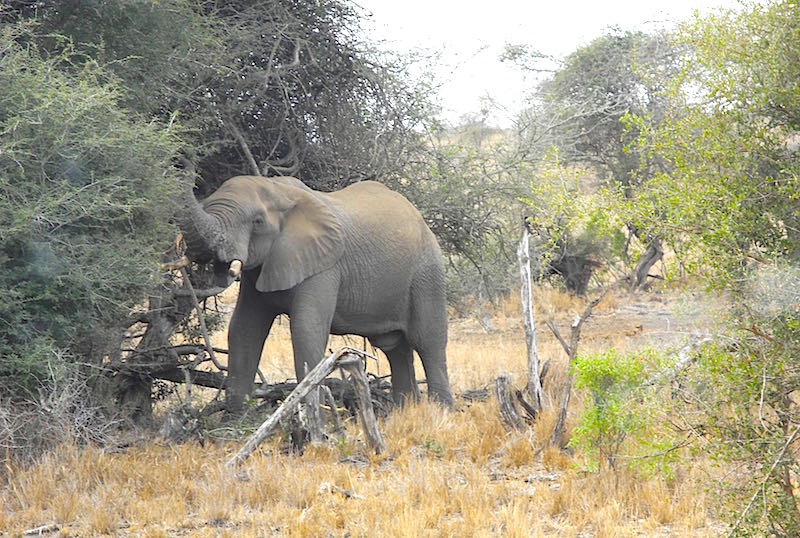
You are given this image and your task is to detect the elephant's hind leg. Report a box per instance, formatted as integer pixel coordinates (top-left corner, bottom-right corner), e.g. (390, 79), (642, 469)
(409, 265), (454, 407)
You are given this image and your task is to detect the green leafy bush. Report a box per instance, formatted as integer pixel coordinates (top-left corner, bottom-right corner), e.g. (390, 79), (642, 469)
(678, 299), (800, 535)
(570, 348), (679, 475)
(0, 25), (182, 397)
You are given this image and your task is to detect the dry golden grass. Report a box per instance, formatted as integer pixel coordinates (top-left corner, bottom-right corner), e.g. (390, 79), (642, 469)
(1, 287), (723, 537)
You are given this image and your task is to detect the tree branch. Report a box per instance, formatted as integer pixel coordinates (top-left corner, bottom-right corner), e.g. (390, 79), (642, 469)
(180, 268), (226, 372)
(229, 121), (261, 176)
(728, 425), (800, 537)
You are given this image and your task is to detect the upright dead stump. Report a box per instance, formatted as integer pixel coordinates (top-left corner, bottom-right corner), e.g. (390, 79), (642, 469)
(494, 222), (549, 431)
(495, 374), (524, 430)
(517, 221), (546, 413)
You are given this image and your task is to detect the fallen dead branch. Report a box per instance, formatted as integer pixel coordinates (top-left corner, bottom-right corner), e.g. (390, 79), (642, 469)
(644, 334), (713, 387)
(227, 347), (385, 468)
(22, 523), (60, 536)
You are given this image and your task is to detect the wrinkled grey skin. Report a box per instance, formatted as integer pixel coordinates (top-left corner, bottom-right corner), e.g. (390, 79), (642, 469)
(180, 175), (454, 412)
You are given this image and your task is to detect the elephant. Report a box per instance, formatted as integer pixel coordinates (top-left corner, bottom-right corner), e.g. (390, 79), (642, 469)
(179, 175), (454, 412)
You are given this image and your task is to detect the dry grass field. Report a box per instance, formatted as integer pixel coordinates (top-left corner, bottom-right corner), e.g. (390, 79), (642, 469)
(1, 286), (726, 537)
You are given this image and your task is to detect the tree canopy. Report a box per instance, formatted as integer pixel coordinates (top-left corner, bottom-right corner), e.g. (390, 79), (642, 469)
(2, 0), (433, 192)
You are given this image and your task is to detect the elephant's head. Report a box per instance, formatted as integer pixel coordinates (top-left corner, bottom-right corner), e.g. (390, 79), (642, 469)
(179, 176), (344, 291)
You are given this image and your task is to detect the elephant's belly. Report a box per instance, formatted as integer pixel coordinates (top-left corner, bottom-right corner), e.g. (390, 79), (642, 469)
(328, 311), (404, 339)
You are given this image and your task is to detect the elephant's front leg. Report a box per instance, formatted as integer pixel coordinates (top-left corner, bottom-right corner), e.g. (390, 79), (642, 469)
(227, 281), (276, 413)
(288, 276), (339, 380)
(288, 277), (338, 442)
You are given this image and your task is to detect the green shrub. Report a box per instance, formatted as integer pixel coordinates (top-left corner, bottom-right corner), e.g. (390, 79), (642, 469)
(570, 348), (679, 475)
(0, 24), (182, 397)
(682, 305), (800, 535)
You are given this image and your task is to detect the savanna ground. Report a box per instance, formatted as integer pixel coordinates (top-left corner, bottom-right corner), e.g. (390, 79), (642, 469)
(1, 285), (728, 537)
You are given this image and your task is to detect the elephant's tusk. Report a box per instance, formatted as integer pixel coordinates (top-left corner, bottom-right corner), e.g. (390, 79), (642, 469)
(228, 260), (243, 278)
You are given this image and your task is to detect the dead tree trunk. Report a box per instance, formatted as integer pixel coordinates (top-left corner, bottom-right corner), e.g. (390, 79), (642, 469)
(517, 224), (546, 413)
(116, 288), (187, 424)
(114, 258), (227, 424)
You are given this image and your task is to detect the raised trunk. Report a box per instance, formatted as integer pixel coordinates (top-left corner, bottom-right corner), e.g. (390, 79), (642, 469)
(178, 188), (223, 262)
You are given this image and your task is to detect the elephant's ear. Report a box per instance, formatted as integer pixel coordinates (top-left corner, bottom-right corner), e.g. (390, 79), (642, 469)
(256, 186), (344, 292)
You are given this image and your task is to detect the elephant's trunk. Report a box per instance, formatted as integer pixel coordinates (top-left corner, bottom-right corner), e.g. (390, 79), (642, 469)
(177, 187), (224, 263)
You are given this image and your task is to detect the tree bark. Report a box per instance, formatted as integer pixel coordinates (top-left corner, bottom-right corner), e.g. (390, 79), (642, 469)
(495, 375), (524, 430)
(116, 287), (190, 424)
(631, 238), (663, 290)
(340, 358), (386, 454)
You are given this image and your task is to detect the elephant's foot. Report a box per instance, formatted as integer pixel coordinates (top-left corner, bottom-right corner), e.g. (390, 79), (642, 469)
(427, 385), (455, 409)
(392, 387), (421, 407)
(224, 392), (247, 418)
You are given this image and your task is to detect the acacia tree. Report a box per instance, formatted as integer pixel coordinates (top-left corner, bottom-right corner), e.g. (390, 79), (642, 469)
(3, 0), (433, 193)
(0, 23), (183, 397)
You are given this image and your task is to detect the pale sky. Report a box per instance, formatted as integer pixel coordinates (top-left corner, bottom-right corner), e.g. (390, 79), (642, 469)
(356, 0), (742, 126)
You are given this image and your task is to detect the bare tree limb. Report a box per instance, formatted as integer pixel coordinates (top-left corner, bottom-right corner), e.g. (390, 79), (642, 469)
(644, 334), (712, 387)
(180, 268), (226, 372)
(172, 286), (228, 299)
(320, 384), (342, 436)
(229, 121), (262, 177)
(548, 289), (608, 448)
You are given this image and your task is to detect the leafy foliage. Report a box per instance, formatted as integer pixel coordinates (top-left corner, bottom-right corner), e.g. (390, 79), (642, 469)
(621, 1), (800, 533)
(0, 25), (182, 396)
(519, 151), (625, 294)
(626, 3), (799, 285)
(508, 30), (684, 290)
(3, 0), (434, 193)
(516, 30), (682, 186)
(393, 122), (525, 306)
(570, 348), (678, 475)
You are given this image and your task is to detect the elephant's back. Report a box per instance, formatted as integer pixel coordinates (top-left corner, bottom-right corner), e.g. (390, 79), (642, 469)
(328, 181), (415, 210)
(326, 180), (442, 288)
(327, 181), (437, 249)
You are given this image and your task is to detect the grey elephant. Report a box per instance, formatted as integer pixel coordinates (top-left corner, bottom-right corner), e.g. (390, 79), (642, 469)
(180, 175), (454, 412)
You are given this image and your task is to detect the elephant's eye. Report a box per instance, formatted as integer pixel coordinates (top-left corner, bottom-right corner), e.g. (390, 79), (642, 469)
(253, 216), (265, 227)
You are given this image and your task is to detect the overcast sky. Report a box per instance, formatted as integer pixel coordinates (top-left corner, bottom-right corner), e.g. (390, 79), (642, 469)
(356, 0), (742, 126)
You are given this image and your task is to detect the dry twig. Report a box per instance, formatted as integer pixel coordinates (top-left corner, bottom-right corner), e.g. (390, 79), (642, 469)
(728, 425), (800, 537)
(548, 289), (608, 448)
